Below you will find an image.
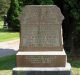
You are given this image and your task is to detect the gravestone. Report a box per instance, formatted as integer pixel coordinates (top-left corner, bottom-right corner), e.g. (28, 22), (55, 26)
(13, 5), (71, 75)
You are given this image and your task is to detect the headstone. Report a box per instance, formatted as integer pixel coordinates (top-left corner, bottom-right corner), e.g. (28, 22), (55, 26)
(19, 5), (63, 51)
(13, 5), (71, 75)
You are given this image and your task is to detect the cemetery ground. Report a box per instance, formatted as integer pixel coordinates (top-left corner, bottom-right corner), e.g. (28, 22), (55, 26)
(0, 55), (80, 75)
(0, 20), (80, 75)
(0, 20), (19, 74)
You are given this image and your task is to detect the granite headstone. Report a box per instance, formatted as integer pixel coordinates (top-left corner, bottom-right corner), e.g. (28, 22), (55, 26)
(13, 5), (71, 75)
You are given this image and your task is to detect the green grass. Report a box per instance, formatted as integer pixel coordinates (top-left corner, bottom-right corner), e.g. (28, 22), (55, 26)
(0, 20), (4, 28)
(0, 55), (16, 70)
(68, 58), (80, 75)
(0, 70), (12, 75)
(0, 55), (16, 75)
(0, 55), (80, 75)
(0, 32), (19, 42)
(0, 20), (19, 42)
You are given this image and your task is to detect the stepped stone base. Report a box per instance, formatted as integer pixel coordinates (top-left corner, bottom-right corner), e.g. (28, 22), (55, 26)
(13, 63), (71, 75)
(16, 50), (66, 67)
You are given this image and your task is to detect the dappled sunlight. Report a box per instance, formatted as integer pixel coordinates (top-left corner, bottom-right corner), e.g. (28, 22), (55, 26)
(72, 68), (80, 75)
(0, 70), (12, 75)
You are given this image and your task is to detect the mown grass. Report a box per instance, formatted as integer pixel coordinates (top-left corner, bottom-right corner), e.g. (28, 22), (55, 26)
(0, 20), (4, 28)
(0, 20), (19, 42)
(0, 55), (16, 75)
(0, 55), (16, 70)
(0, 32), (19, 42)
(68, 58), (80, 75)
(0, 55), (80, 75)
(0, 70), (12, 75)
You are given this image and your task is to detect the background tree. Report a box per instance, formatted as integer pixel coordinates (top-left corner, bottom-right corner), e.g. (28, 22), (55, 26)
(53, 0), (80, 56)
(0, 0), (10, 20)
(0, 0), (10, 16)
(7, 0), (20, 31)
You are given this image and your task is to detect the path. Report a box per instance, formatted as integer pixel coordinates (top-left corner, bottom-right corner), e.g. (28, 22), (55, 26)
(0, 39), (19, 57)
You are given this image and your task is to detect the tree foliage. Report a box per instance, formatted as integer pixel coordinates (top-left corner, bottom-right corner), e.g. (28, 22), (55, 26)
(53, 0), (80, 55)
(19, 0), (53, 5)
(7, 0), (20, 31)
(0, 0), (10, 16)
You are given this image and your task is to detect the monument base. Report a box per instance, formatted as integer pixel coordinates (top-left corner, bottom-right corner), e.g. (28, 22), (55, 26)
(13, 63), (71, 75)
(16, 51), (66, 67)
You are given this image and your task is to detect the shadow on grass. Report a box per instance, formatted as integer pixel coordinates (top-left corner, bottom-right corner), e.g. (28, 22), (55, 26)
(68, 56), (80, 68)
(0, 28), (19, 32)
(0, 55), (16, 70)
(0, 28), (9, 32)
(0, 48), (17, 57)
(0, 48), (17, 70)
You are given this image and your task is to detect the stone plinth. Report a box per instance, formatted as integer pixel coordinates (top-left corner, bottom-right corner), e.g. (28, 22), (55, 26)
(13, 63), (71, 75)
(16, 51), (66, 67)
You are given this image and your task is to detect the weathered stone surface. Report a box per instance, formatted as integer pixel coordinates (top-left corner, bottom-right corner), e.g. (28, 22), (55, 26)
(19, 5), (64, 51)
(16, 5), (67, 67)
(13, 71), (71, 75)
(16, 51), (66, 67)
(13, 63), (71, 75)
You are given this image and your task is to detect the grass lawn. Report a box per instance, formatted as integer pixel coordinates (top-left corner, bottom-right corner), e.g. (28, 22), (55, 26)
(68, 58), (80, 75)
(0, 32), (19, 42)
(70, 62), (80, 75)
(0, 55), (80, 75)
(0, 55), (16, 75)
(0, 20), (19, 42)
(0, 20), (4, 28)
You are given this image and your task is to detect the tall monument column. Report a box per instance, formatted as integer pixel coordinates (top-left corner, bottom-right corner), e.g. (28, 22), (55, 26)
(13, 5), (71, 75)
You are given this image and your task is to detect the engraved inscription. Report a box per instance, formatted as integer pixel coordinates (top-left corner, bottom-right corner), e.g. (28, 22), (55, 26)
(20, 6), (64, 48)
(22, 17), (60, 47)
(26, 56), (56, 64)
